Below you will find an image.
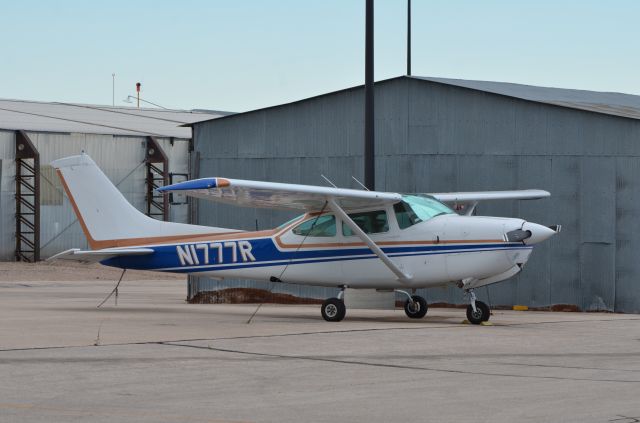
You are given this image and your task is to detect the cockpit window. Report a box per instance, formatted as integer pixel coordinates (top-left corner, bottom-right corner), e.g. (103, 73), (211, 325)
(343, 210), (388, 236)
(394, 195), (454, 229)
(292, 215), (336, 237)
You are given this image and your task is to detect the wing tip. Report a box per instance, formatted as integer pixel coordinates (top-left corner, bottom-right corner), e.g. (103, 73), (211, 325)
(158, 177), (229, 192)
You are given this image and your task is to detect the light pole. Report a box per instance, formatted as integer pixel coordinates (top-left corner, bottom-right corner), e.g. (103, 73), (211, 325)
(407, 0), (411, 76)
(364, 0), (375, 190)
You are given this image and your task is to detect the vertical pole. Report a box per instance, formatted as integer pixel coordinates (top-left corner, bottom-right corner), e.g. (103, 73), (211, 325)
(364, 0), (375, 190)
(33, 152), (40, 262)
(15, 159), (21, 260)
(407, 0), (411, 76)
(112, 73), (115, 107)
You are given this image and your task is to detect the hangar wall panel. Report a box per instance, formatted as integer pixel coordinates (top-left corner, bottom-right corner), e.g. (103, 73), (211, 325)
(0, 130), (16, 259)
(29, 133), (149, 257)
(0, 131), (192, 260)
(191, 78), (640, 312)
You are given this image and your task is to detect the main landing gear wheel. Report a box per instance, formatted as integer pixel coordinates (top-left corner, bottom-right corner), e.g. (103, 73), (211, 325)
(404, 295), (428, 319)
(321, 298), (346, 322)
(466, 300), (490, 325)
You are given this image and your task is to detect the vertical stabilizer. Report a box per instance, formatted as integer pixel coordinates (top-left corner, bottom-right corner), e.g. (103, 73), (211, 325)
(51, 154), (231, 249)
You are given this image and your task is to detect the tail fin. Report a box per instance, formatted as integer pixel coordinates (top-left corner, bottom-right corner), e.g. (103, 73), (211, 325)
(52, 154), (230, 249)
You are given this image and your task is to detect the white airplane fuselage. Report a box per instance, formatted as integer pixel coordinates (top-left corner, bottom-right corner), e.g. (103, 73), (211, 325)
(104, 210), (553, 290)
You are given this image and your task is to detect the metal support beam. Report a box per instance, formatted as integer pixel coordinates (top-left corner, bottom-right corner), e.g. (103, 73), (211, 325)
(407, 0), (411, 76)
(145, 136), (169, 221)
(328, 199), (411, 283)
(364, 0), (375, 190)
(15, 130), (40, 262)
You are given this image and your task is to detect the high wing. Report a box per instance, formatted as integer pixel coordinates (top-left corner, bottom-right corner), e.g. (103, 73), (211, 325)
(157, 177), (401, 212)
(430, 190), (550, 202)
(158, 177), (549, 212)
(47, 248), (154, 263)
(431, 190), (550, 216)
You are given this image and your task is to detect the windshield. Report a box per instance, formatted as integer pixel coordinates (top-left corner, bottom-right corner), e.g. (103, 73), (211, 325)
(395, 195), (454, 229)
(277, 214), (305, 229)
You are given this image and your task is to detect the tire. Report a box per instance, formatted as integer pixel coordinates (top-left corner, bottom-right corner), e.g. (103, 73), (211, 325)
(466, 300), (490, 324)
(321, 298), (346, 322)
(404, 295), (428, 319)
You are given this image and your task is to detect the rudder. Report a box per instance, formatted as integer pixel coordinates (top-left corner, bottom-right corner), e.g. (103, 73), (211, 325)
(52, 153), (230, 249)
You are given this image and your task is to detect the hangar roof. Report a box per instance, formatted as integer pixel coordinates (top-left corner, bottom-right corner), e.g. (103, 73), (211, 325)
(0, 99), (232, 138)
(189, 75), (640, 126)
(413, 76), (640, 121)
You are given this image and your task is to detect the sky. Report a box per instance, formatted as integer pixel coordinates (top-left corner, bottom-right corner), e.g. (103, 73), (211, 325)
(1, 0), (639, 112)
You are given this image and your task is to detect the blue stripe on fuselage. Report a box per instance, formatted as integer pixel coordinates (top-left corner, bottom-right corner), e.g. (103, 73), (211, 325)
(100, 237), (528, 272)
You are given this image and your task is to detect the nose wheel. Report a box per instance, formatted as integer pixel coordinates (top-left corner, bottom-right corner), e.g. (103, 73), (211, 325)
(465, 289), (490, 324)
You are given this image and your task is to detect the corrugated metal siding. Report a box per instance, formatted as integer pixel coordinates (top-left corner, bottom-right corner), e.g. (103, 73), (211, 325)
(191, 77), (640, 313)
(27, 132), (149, 257)
(0, 131), (192, 260)
(156, 137), (191, 223)
(615, 157), (640, 313)
(0, 130), (16, 259)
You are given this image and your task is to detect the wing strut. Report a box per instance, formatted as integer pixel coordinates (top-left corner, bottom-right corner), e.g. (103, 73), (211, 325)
(328, 199), (412, 284)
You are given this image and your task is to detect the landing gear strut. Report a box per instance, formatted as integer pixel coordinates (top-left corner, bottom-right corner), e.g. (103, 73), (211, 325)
(396, 290), (428, 319)
(321, 286), (346, 322)
(465, 289), (490, 324)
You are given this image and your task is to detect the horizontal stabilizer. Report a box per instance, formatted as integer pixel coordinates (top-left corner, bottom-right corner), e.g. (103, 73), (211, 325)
(47, 248), (154, 264)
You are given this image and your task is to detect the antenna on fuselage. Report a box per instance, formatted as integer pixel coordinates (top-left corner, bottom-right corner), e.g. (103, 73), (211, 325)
(320, 174), (337, 188)
(351, 176), (370, 191)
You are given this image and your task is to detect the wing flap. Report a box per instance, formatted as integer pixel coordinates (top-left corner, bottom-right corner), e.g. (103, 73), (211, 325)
(47, 248), (154, 263)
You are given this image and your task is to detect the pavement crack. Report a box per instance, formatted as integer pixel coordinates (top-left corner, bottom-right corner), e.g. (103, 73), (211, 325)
(492, 361), (640, 373)
(1, 316), (639, 353)
(159, 341), (640, 384)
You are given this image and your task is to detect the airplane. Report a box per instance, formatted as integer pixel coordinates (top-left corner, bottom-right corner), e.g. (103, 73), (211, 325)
(49, 153), (560, 324)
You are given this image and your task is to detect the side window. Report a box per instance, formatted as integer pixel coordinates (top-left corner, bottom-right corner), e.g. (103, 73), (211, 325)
(343, 210), (388, 236)
(292, 215), (336, 237)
